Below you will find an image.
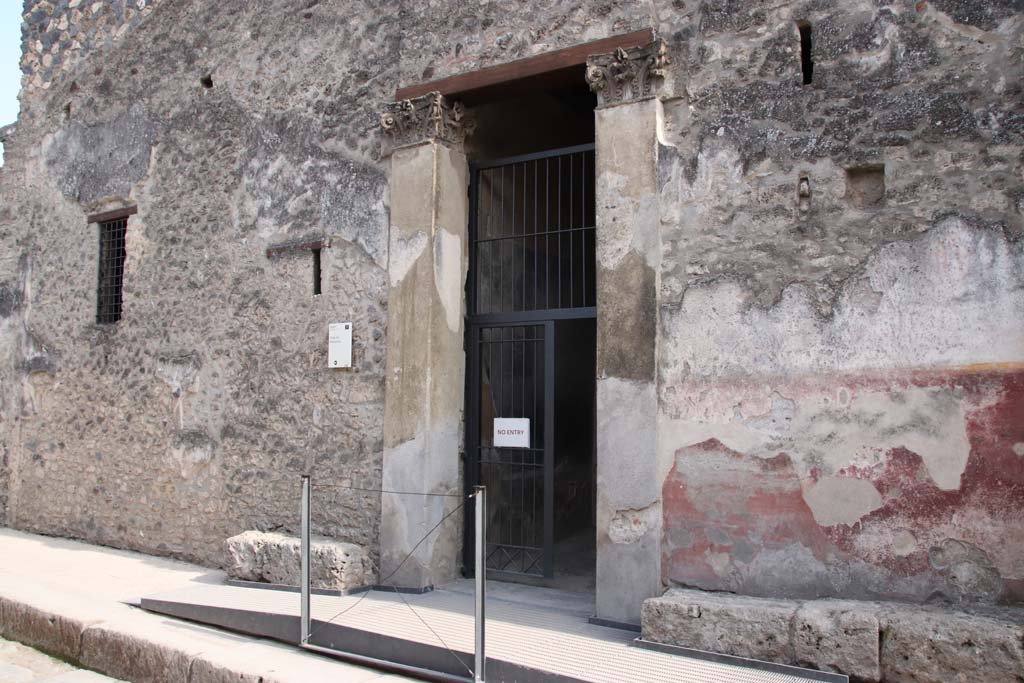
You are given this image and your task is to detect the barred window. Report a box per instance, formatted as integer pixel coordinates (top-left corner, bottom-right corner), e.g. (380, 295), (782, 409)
(96, 216), (128, 324)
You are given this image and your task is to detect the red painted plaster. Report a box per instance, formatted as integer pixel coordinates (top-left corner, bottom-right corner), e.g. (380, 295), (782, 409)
(662, 368), (1024, 604)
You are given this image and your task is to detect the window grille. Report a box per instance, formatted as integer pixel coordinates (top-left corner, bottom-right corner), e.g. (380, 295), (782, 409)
(96, 216), (128, 324)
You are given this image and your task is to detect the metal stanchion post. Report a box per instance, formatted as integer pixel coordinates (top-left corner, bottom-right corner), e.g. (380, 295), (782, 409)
(474, 485), (486, 683)
(300, 474), (311, 645)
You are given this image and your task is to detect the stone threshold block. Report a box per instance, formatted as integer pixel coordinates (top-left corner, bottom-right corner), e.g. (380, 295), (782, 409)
(225, 531), (372, 592)
(642, 588), (1024, 683)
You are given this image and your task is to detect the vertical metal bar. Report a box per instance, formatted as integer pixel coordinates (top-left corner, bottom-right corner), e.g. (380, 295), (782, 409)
(557, 156), (562, 308)
(519, 330), (525, 554)
(543, 321), (555, 578)
(533, 160), (539, 311)
(532, 333), (538, 551)
(465, 325), (482, 571)
(582, 152), (587, 307)
(521, 163), (526, 313)
(486, 170), (493, 314)
(300, 474), (311, 644)
(469, 168), (479, 317)
(511, 163), (517, 312)
(504, 329), (511, 550)
(545, 158), (550, 310)
(569, 153), (574, 307)
(499, 167), (504, 313)
(474, 485), (486, 683)
(497, 328), (504, 549)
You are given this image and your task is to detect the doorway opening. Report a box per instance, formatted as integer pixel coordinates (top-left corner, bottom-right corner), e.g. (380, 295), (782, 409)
(463, 82), (597, 592)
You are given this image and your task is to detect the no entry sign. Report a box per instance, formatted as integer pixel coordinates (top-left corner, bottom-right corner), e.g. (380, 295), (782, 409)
(493, 418), (530, 449)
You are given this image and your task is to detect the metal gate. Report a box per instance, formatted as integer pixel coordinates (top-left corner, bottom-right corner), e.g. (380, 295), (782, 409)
(465, 144), (595, 578)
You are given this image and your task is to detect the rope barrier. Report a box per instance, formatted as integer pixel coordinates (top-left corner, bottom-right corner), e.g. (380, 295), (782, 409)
(304, 495), (474, 677)
(312, 483), (463, 498)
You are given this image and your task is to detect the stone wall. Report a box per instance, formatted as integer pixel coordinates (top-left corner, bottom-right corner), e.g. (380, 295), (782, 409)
(652, 0), (1024, 606)
(20, 0), (164, 98)
(1, 0), (1022, 613)
(0, 0), (398, 566)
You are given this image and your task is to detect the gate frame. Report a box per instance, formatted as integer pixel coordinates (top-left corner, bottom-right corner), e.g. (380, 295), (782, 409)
(462, 143), (597, 580)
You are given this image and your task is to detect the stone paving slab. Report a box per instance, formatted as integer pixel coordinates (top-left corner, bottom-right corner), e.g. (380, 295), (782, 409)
(38, 673), (126, 683)
(0, 636), (125, 682)
(0, 529), (414, 683)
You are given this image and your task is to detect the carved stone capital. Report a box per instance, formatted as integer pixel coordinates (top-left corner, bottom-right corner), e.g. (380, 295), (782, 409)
(380, 92), (473, 152)
(586, 39), (671, 107)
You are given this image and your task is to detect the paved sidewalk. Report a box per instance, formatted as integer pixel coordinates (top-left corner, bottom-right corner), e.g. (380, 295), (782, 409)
(0, 528), (412, 683)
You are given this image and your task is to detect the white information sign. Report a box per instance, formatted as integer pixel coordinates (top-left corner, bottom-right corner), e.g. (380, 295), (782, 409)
(328, 322), (352, 368)
(493, 418), (530, 449)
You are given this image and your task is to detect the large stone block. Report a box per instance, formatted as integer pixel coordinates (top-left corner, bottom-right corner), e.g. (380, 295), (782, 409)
(794, 600), (880, 682)
(0, 597), (90, 661)
(78, 621), (192, 683)
(642, 588), (796, 663)
(643, 588), (1024, 682)
(879, 604), (1024, 683)
(225, 531), (372, 591)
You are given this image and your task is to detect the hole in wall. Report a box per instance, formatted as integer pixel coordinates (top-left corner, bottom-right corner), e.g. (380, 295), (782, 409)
(312, 248), (322, 296)
(798, 173), (811, 213)
(845, 165), (886, 208)
(797, 21), (813, 85)
(200, 74), (214, 89)
(63, 102), (71, 120)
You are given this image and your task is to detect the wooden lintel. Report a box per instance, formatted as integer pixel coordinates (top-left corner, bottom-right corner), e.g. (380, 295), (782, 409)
(394, 28), (655, 102)
(86, 205), (138, 224)
(266, 237), (329, 259)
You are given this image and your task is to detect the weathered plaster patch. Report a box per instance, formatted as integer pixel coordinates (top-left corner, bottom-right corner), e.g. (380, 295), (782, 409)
(661, 218), (1024, 382)
(595, 172), (661, 272)
(168, 430), (216, 480)
(380, 422), (462, 586)
(433, 228), (462, 333)
(608, 503), (660, 544)
(43, 102), (157, 203)
(802, 476), (884, 526)
(388, 229), (428, 287)
(892, 529), (918, 557)
(597, 377), (658, 510)
(786, 384), (972, 490)
(738, 391), (795, 438)
(596, 171), (633, 269)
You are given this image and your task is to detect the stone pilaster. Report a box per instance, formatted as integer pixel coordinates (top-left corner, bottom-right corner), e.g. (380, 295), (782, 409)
(585, 39), (671, 109)
(380, 91), (474, 154)
(378, 92), (470, 589)
(590, 43), (669, 623)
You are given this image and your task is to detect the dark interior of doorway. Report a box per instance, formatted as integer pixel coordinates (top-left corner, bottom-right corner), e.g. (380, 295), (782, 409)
(465, 83), (595, 160)
(552, 317), (596, 592)
(467, 82), (597, 593)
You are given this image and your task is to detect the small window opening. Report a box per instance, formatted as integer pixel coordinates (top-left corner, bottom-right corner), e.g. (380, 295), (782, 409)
(798, 22), (813, 85)
(63, 102), (71, 120)
(200, 74), (213, 89)
(96, 217), (128, 324)
(312, 247), (322, 296)
(845, 165), (886, 208)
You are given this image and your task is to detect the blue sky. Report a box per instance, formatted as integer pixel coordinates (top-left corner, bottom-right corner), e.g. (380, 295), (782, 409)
(0, 1), (21, 128)
(0, 1), (21, 164)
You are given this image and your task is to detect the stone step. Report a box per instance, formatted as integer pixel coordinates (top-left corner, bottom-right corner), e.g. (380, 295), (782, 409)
(642, 588), (1024, 683)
